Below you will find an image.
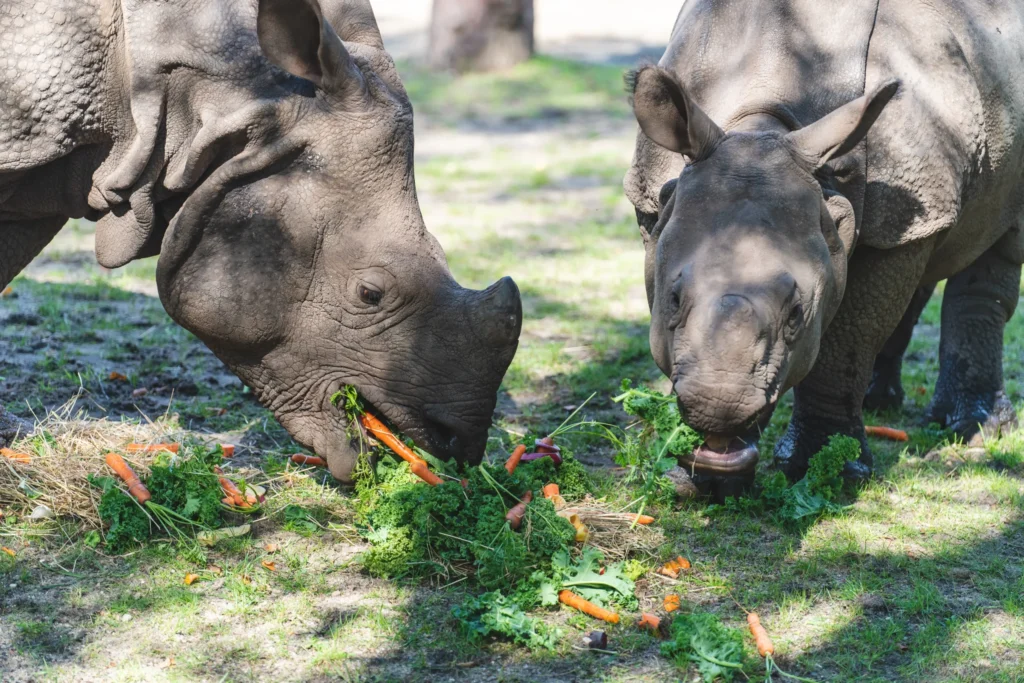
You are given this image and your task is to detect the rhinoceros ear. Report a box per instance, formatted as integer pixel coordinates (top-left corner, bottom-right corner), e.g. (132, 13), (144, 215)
(628, 66), (724, 160)
(785, 80), (899, 170)
(257, 0), (364, 96)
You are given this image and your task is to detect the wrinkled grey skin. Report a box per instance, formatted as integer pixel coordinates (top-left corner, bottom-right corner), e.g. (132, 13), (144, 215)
(625, 0), (1024, 495)
(0, 0), (522, 481)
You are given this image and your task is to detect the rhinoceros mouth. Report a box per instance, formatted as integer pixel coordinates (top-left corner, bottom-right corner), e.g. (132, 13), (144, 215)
(681, 434), (760, 475)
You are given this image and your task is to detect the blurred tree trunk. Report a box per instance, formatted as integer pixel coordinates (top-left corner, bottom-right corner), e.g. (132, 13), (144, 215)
(428, 0), (534, 73)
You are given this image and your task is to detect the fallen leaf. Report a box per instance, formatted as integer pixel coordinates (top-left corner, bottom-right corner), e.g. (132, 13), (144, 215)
(109, 371), (128, 381)
(132, 387), (148, 398)
(1, 546), (15, 557)
(184, 573), (200, 585)
(261, 560), (277, 572)
(264, 543), (280, 553)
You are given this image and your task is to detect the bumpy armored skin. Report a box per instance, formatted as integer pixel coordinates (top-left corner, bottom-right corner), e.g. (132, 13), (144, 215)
(625, 0), (1024, 491)
(0, 0), (523, 481)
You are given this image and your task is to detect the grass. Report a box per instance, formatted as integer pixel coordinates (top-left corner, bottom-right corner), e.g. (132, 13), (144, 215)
(1, 55), (1022, 682)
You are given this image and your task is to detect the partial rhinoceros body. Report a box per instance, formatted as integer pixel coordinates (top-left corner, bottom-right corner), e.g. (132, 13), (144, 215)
(0, 0), (523, 481)
(626, 0), (1024, 496)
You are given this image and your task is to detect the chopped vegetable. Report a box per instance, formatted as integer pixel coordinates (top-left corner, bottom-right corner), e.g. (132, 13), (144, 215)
(559, 589), (619, 623)
(409, 459), (443, 486)
(108, 371), (127, 381)
(220, 444), (235, 457)
(104, 453), (151, 503)
(626, 514), (655, 525)
(290, 454), (327, 467)
(505, 490), (533, 530)
(261, 560), (276, 571)
(126, 443), (179, 453)
(543, 482), (566, 510)
(505, 444), (527, 474)
(747, 612), (774, 657)
(1, 546), (15, 557)
(864, 425), (908, 441)
(184, 573), (199, 585)
(664, 594), (681, 612)
(658, 556), (691, 578)
(264, 543), (280, 553)
(638, 612), (663, 635)
(217, 475), (250, 508)
(0, 448), (30, 464)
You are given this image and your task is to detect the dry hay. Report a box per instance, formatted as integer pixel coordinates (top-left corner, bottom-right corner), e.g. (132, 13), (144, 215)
(567, 495), (665, 561)
(0, 398), (195, 528)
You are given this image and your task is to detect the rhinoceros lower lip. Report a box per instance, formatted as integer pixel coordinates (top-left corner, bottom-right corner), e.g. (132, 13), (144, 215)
(680, 434), (760, 475)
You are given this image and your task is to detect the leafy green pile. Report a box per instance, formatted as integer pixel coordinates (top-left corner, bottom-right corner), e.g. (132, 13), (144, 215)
(711, 434), (859, 526)
(355, 450), (590, 589)
(612, 380), (701, 503)
(661, 611), (747, 682)
(92, 443), (228, 552)
(453, 591), (561, 651)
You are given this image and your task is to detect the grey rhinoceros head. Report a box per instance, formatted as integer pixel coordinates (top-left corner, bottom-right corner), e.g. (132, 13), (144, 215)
(146, 0), (521, 480)
(626, 66), (896, 474)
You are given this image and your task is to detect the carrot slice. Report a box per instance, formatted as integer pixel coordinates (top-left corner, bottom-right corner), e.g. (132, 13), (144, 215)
(664, 594), (681, 612)
(290, 454), (328, 468)
(748, 612), (775, 656)
(104, 453), (151, 503)
(559, 590), (619, 623)
(637, 613), (661, 633)
(359, 413), (422, 466)
(505, 444), (527, 474)
(0, 448), (30, 464)
(542, 482), (566, 510)
(657, 556), (691, 578)
(220, 444), (235, 457)
(126, 443), (179, 453)
(864, 425), (908, 441)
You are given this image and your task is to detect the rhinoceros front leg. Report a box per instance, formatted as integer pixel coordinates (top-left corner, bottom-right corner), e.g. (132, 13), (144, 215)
(926, 243), (1021, 441)
(775, 240), (934, 481)
(863, 283), (936, 412)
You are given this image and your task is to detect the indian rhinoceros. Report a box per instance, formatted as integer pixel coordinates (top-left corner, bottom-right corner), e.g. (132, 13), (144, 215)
(624, 0), (1023, 497)
(0, 0), (522, 481)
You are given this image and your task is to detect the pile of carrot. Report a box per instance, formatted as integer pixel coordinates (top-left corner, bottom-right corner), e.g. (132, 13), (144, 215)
(359, 412), (442, 486)
(214, 466), (256, 508)
(657, 556), (691, 579)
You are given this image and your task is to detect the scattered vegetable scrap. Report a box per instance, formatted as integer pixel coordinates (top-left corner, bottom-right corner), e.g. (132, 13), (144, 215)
(1, 448), (31, 464)
(131, 387), (148, 398)
(261, 560), (277, 572)
(108, 371), (127, 381)
(104, 453), (151, 503)
(264, 543), (280, 553)
(542, 483), (566, 510)
(505, 490), (533, 530)
(638, 612), (666, 637)
(626, 513), (655, 525)
(559, 590), (619, 624)
(0, 286), (12, 297)
(359, 411), (443, 485)
(747, 612), (774, 657)
(290, 454), (327, 468)
(126, 443), (179, 453)
(864, 425), (909, 441)
(1, 546), (15, 557)
(657, 556), (691, 579)
(505, 444), (527, 473)
(184, 573), (199, 585)
(220, 444), (235, 457)
(664, 594), (681, 612)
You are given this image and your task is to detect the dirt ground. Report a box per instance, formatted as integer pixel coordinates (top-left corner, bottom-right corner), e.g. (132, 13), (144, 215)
(2, 6), (1023, 683)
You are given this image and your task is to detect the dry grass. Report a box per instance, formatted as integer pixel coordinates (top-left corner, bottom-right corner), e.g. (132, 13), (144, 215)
(1, 396), (199, 528)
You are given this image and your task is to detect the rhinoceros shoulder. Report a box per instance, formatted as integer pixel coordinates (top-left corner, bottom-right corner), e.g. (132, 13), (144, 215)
(860, 0), (1024, 250)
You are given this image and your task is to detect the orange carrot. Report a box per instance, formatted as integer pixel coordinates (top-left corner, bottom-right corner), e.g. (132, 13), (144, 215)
(637, 613), (661, 633)
(0, 448), (30, 464)
(0, 286), (12, 297)
(626, 514), (655, 525)
(126, 443), (179, 453)
(104, 453), (151, 503)
(261, 560), (276, 571)
(505, 490), (533, 529)
(217, 476), (250, 508)
(409, 459), (443, 486)
(664, 594), (681, 612)
(865, 425), (908, 441)
(1, 546), (15, 557)
(657, 556), (691, 579)
(543, 482), (566, 509)
(184, 573), (199, 585)
(108, 371), (127, 381)
(290, 454), (328, 468)
(559, 590), (619, 623)
(221, 496), (234, 506)
(748, 612), (774, 657)
(359, 413), (422, 466)
(220, 444), (235, 458)
(505, 444), (527, 474)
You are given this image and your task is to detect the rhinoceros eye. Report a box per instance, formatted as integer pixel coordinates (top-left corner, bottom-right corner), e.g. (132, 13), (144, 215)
(358, 285), (383, 306)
